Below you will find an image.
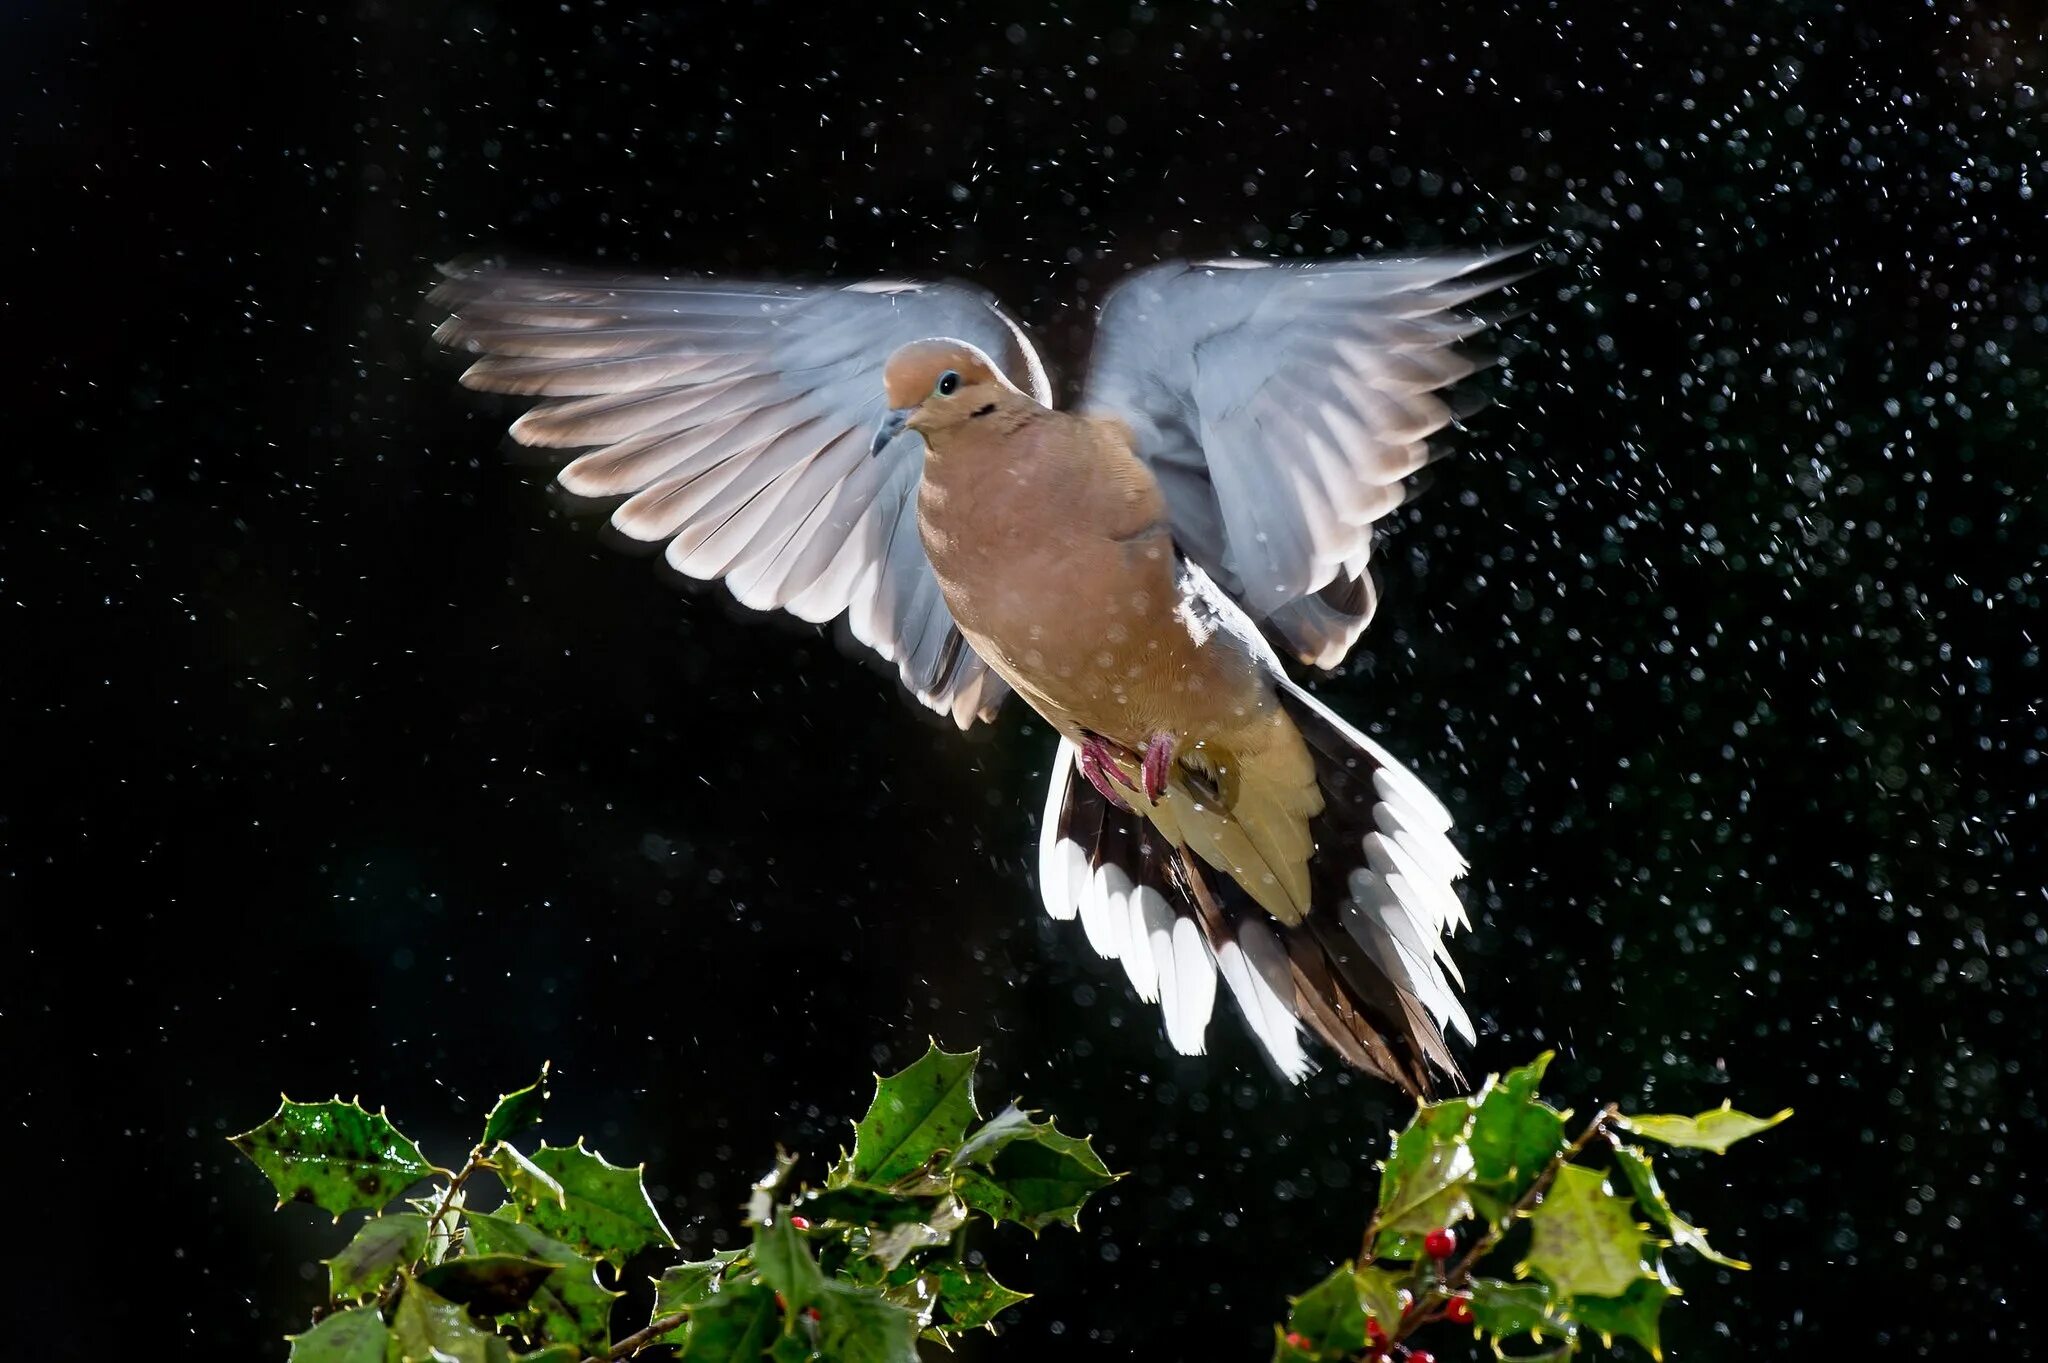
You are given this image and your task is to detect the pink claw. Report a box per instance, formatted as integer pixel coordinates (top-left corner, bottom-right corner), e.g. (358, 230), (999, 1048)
(1079, 735), (1137, 811)
(1141, 732), (1176, 802)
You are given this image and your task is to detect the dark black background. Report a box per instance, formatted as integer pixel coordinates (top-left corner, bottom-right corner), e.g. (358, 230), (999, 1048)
(7, 0), (2044, 1357)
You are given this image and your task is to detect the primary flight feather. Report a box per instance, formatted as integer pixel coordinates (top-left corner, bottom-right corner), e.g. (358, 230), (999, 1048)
(430, 252), (1522, 1096)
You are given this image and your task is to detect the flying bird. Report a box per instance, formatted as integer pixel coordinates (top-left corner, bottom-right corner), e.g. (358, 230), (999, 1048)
(429, 251), (1522, 1096)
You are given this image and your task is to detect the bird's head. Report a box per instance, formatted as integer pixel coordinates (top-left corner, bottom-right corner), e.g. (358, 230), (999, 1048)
(871, 339), (1016, 456)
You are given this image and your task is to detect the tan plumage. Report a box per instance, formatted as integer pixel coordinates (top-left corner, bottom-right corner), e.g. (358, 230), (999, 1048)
(430, 251), (1526, 1095)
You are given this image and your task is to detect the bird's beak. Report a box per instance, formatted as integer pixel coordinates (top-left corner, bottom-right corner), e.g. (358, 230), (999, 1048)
(870, 406), (913, 458)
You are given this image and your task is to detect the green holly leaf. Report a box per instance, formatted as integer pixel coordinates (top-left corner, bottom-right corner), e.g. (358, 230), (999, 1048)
(1282, 1262), (1368, 1357)
(1571, 1274), (1678, 1359)
(849, 1044), (982, 1186)
(647, 1252), (747, 1349)
(1523, 1164), (1654, 1298)
(230, 1097), (435, 1218)
(391, 1277), (495, 1363)
(1352, 1265), (1405, 1335)
(767, 1337), (814, 1363)
(931, 1263), (1030, 1330)
(1468, 1053), (1568, 1205)
(680, 1280), (781, 1362)
(482, 1063), (551, 1147)
(501, 1348), (581, 1363)
(418, 1254), (557, 1316)
(754, 1214), (827, 1313)
(798, 1185), (942, 1229)
(952, 1116), (1115, 1232)
(1613, 1145), (1750, 1269)
(1374, 1096), (1476, 1236)
(286, 1305), (390, 1363)
(502, 1139), (675, 1268)
(813, 1280), (918, 1363)
(494, 1142), (567, 1211)
(948, 1103), (1039, 1167)
(325, 1212), (430, 1300)
(1618, 1105), (1792, 1153)
(464, 1210), (620, 1355)
(1466, 1278), (1573, 1342)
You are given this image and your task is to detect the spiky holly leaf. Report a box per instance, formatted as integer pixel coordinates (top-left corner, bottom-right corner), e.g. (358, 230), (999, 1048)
(494, 1142), (566, 1211)
(1524, 1164), (1654, 1298)
(931, 1263), (1029, 1331)
(1468, 1053), (1568, 1205)
(1618, 1105), (1792, 1154)
(646, 1251), (747, 1348)
(482, 1062), (551, 1147)
(679, 1280), (781, 1363)
(848, 1044), (981, 1186)
(952, 1116), (1114, 1233)
(418, 1254), (556, 1316)
(1352, 1266), (1405, 1336)
(1281, 1262), (1368, 1357)
(813, 1280), (919, 1363)
(505, 1140), (675, 1268)
(753, 1214), (827, 1313)
(286, 1304), (389, 1363)
(390, 1277), (495, 1363)
(1571, 1274), (1677, 1359)
(1466, 1279), (1573, 1342)
(1613, 1145), (1749, 1269)
(230, 1097), (434, 1218)
(1374, 1096), (1476, 1235)
(464, 1210), (620, 1355)
(325, 1212), (430, 1300)
(799, 1184), (942, 1229)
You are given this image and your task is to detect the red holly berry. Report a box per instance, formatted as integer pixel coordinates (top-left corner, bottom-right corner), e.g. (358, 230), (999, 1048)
(1366, 1318), (1387, 1344)
(773, 1292), (786, 1310)
(1283, 1331), (1312, 1350)
(1445, 1297), (1474, 1325)
(1423, 1226), (1457, 1259)
(788, 1215), (812, 1231)
(804, 1307), (821, 1322)
(1409, 1352), (1436, 1363)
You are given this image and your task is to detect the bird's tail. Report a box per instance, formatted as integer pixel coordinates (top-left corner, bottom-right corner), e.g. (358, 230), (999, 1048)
(1036, 683), (1472, 1096)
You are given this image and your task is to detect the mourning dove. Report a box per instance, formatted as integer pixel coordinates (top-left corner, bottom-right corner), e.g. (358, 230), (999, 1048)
(430, 251), (1522, 1095)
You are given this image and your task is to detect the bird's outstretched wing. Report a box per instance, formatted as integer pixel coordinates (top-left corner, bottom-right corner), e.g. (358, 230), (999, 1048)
(430, 264), (1051, 727)
(1080, 251), (1524, 668)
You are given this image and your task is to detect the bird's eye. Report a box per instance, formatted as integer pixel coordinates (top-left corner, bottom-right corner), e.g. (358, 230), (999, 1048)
(935, 370), (961, 397)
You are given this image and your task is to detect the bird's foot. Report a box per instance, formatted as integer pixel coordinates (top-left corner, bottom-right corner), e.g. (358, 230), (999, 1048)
(1140, 731), (1177, 802)
(1078, 734), (1139, 811)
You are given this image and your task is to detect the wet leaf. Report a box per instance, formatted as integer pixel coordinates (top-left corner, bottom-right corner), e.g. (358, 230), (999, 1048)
(286, 1305), (389, 1363)
(482, 1063), (551, 1147)
(1571, 1274), (1677, 1359)
(849, 1044), (982, 1185)
(754, 1213), (827, 1312)
(798, 1185), (941, 1228)
(1465, 1278), (1572, 1342)
(506, 1139), (675, 1268)
(1352, 1265), (1406, 1334)
(230, 1097), (434, 1218)
(814, 1280), (918, 1363)
(1374, 1096), (1476, 1234)
(952, 1117), (1114, 1232)
(418, 1253), (556, 1316)
(391, 1277), (495, 1363)
(648, 1251), (747, 1348)
(464, 1210), (620, 1355)
(1282, 1262), (1368, 1356)
(931, 1263), (1029, 1330)
(494, 1142), (566, 1211)
(679, 1280), (781, 1363)
(325, 1212), (429, 1300)
(1468, 1053), (1568, 1204)
(1613, 1145), (1749, 1269)
(1618, 1105), (1792, 1153)
(1523, 1164), (1654, 1298)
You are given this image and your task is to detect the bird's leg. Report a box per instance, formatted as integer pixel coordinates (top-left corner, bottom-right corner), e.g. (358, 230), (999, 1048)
(1140, 731), (1177, 802)
(1078, 733), (1139, 811)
